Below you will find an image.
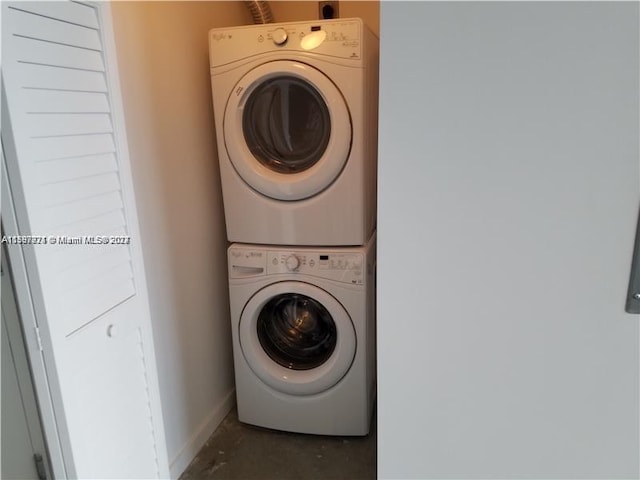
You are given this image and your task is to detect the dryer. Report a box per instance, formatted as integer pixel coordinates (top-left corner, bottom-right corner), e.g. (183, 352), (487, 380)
(227, 234), (376, 435)
(209, 18), (378, 246)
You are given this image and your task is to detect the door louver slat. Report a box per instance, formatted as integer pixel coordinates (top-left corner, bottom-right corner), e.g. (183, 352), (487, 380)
(17, 63), (107, 91)
(8, 2), (100, 30)
(7, 6), (102, 50)
(40, 191), (124, 230)
(45, 209), (126, 240)
(31, 134), (115, 162)
(39, 172), (121, 207)
(29, 114), (113, 138)
(46, 232), (127, 271)
(36, 153), (118, 184)
(13, 36), (105, 71)
(57, 248), (132, 291)
(24, 90), (111, 114)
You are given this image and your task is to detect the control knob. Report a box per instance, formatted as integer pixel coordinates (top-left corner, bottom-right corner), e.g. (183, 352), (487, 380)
(285, 254), (300, 271)
(272, 28), (288, 46)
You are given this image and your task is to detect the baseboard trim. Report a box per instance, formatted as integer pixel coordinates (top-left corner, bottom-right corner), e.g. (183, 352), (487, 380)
(169, 388), (236, 479)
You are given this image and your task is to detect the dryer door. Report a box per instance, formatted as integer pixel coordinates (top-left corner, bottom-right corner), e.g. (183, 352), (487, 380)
(224, 60), (352, 201)
(239, 281), (356, 396)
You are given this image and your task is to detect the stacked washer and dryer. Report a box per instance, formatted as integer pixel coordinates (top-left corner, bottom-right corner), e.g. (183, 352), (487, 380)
(209, 18), (378, 436)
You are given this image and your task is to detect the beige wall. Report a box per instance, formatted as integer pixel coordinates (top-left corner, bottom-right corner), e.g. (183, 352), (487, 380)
(270, 1), (379, 36)
(110, 2), (251, 476)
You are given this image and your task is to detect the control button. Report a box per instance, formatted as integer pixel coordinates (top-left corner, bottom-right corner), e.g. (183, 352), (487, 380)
(309, 259), (316, 267)
(285, 254), (300, 271)
(272, 28), (288, 46)
(258, 34), (264, 43)
(272, 257), (278, 266)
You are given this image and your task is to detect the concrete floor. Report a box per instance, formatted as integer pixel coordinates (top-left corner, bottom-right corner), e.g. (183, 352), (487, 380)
(180, 408), (376, 480)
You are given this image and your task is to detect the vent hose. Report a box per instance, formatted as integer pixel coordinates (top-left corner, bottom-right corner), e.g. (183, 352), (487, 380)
(245, 1), (274, 24)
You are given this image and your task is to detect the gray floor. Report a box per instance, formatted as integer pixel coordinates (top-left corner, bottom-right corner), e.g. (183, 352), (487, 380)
(180, 408), (376, 480)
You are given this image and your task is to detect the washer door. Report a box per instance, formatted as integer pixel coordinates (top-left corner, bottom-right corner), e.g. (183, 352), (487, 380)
(239, 281), (356, 396)
(224, 60), (352, 201)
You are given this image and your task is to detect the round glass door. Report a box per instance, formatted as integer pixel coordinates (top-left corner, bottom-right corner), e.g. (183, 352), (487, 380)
(257, 293), (337, 370)
(243, 76), (331, 174)
(239, 281), (356, 396)
(224, 61), (352, 201)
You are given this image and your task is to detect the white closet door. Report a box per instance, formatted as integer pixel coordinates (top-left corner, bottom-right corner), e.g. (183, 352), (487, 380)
(2, 2), (169, 478)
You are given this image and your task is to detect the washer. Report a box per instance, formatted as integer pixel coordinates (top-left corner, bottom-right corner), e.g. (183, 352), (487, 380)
(209, 18), (378, 246)
(227, 234), (376, 435)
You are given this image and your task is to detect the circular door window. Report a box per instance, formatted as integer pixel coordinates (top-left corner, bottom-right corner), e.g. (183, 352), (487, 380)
(224, 61), (352, 201)
(243, 76), (331, 174)
(239, 281), (356, 396)
(257, 293), (337, 370)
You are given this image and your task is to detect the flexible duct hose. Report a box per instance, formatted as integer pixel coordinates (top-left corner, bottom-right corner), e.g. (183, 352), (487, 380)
(245, 1), (274, 24)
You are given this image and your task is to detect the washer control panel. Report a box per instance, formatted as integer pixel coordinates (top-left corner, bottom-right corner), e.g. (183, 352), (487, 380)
(268, 251), (364, 285)
(228, 246), (364, 285)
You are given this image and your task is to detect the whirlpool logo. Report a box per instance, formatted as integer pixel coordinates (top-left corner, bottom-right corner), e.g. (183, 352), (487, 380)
(211, 33), (233, 41)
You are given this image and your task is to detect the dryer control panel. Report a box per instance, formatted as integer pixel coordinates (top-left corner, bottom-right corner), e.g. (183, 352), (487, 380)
(228, 246), (365, 285)
(210, 18), (365, 68)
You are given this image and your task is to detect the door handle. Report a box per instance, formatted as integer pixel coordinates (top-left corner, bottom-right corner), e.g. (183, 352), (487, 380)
(626, 208), (640, 313)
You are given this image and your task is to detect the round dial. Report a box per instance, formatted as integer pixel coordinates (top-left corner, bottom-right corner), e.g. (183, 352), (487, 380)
(285, 255), (300, 271)
(272, 28), (288, 46)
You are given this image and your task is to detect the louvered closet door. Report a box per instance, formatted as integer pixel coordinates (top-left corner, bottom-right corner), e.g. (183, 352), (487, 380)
(2, 2), (169, 478)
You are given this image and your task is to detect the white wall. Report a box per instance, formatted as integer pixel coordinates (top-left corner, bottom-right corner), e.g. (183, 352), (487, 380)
(378, 3), (639, 479)
(110, 2), (251, 476)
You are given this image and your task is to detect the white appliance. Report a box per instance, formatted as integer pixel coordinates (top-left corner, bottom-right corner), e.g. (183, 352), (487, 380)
(209, 18), (378, 246)
(227, 234), (376, 435)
